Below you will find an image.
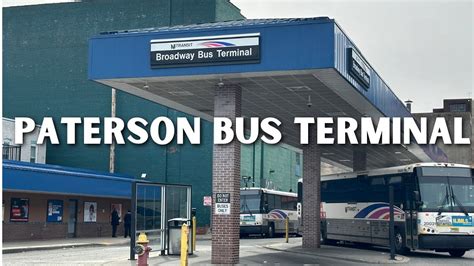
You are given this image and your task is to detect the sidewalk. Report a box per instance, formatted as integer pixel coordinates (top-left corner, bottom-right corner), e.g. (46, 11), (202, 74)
(2, 237), (130, 254)
(2, 234), (212, 254)
(263, 240), (409, 264)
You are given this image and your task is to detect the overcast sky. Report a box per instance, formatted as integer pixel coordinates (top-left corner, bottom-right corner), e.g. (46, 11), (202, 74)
(231, 0), (473, 113)
(4, 0), (473, 113)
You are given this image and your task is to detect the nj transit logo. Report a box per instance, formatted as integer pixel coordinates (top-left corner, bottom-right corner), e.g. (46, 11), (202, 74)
(452, 216), (473, 227)
(200, 41), (235, 47)
(170, 42), (193, 49)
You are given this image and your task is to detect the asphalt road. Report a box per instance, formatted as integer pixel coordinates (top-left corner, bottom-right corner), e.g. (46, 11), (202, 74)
(3, 237), (474, 265)
(329, 241), (474, 266)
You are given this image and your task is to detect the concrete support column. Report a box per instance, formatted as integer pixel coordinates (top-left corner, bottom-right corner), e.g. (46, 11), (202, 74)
(211, 85), (241, 264)
(302, 140), (321, 249)
(352, 145), (367, 172)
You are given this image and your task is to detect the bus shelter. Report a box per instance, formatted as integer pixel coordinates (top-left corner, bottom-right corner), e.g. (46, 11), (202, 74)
(130, 182), (191, 259)
(89, 18), (446, 264)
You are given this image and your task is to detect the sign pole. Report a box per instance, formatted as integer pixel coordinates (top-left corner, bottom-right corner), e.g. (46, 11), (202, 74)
(130, 182), (137, 261)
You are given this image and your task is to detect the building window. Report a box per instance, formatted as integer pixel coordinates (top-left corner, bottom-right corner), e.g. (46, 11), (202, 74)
(30, 141), (37, 163)
(449, 103), (467, 112)
(3, 140), (21, 161)
(295, 153), (301, 177)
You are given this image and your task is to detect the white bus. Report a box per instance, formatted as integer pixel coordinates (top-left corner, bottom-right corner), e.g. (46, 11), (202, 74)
(240, 187), (299, 238)
(298, 163), (474, 257)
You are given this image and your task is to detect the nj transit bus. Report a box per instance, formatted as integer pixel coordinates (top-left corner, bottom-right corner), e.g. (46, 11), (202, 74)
(240, 187), (299, 238)
(297, 163), (474, 257)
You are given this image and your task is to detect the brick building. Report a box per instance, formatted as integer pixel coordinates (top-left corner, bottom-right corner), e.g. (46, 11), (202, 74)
(413, 98), (473, 166)
(3, 160), (133, 241)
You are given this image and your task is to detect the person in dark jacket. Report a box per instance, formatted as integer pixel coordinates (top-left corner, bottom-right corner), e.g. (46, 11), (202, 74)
(111, 209), (120, 237)
(124, 210), (132, 238)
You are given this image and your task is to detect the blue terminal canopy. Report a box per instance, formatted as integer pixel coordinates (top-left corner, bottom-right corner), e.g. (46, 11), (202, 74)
(88, 17), (447, 168)
(3, 160), (135, 198)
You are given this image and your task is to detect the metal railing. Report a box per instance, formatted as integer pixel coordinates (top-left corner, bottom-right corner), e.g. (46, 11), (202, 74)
(3, 145), (21, 161)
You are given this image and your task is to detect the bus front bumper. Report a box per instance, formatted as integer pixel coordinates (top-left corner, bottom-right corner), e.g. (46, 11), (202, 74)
(418, 235), (474, 250)
(240, 225), (267, 235)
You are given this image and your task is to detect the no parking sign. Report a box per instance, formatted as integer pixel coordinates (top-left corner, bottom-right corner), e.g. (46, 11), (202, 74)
(203, 196), (212, 206)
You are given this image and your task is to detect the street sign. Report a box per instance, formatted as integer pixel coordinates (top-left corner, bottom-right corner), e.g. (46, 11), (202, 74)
(215, 193), (231, 215)
(215, 203), (231, 215)
(203, 196), (212, 206)
(216, 193), (230, 203)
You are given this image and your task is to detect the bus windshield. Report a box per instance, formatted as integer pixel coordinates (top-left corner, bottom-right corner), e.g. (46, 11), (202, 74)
(418, 167), (474, 213)
(240, 191), (261, 214)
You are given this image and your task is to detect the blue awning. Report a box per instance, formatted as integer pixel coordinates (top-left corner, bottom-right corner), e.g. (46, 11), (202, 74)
(3, 160), (136, 198)
(87, 17), (447, 167)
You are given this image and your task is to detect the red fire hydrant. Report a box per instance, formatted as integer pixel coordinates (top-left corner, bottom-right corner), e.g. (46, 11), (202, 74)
(135, 233), (152, 266)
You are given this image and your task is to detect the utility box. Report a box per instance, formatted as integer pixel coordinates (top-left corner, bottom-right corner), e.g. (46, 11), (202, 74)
(167, 218), (193, 255)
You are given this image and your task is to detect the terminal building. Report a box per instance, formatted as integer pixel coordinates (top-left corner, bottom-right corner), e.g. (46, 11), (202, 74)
(86, 15), (448, 263)
(3, 0), (316, 241)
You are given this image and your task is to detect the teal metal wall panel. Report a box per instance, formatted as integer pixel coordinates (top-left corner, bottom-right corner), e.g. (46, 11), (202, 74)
(241, 141), (301, 193)
(3, 0), (243, 228)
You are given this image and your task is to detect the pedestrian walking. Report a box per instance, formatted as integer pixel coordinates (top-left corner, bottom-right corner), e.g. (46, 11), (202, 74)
(124, 210), (132, 238)
(111, 208), (120, 237)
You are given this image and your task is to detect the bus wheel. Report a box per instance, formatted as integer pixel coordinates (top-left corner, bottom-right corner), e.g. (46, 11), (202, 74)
(394, 229), (407, 254)
(448, 250), (466, 257)
(321, 231), (336, 245)
(267, 223), (275, 238)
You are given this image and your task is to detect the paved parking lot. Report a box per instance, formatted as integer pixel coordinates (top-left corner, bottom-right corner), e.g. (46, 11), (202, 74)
(3, 237), (474, 265)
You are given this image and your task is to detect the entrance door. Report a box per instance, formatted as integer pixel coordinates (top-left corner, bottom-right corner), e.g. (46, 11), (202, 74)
(130, 182), (191, 259)
(68, 199), (78, 237)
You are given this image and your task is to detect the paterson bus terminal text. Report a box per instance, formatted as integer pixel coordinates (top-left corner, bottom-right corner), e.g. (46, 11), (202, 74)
(13, 116), (470, 146)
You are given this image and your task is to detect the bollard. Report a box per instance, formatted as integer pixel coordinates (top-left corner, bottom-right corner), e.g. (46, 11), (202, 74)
(285, 216), (289, 243)
(192, 216), (197, 252)
(180, 223), (189, 266)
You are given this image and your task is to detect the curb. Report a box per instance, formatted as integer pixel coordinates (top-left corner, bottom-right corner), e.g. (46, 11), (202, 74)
(3, 236), (211, 255)
(196, 235), (212, 241)
(2, 241), (129, 254)
(262, 244), (410, 264)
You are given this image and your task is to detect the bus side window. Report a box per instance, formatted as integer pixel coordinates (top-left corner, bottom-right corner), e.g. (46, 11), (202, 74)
(274, 195), (282, 209)
(262, 193), (269, 213)
(267, 194), (275, 211)
(282, 196), (296, 210)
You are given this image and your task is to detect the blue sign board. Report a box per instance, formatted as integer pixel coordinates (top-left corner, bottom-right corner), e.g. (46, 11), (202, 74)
(150, 33), (260, 68)
(347, 48), (371, 89)
(47, 200), (63, 222)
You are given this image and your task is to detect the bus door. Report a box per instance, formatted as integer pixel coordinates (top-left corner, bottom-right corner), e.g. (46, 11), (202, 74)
(405, 172), (419, 250)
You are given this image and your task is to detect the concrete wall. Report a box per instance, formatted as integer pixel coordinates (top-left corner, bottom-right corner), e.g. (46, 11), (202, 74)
(2, 118), (47, 164)
(3, 191), (131, 241)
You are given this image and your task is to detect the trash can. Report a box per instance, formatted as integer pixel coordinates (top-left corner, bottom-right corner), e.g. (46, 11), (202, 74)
(167, 218), (193, 255)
